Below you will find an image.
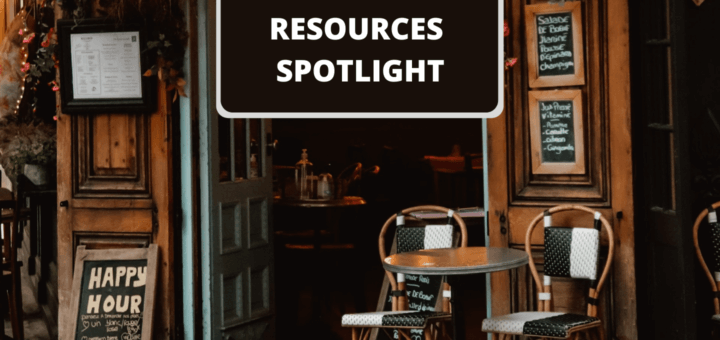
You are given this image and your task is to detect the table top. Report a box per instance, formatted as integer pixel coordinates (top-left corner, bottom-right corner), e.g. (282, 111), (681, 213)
(274, 196), (366, 208)
(383, 247), (528, 275)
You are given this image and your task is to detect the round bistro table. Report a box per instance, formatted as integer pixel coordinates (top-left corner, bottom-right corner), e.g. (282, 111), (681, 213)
(383, 247), (529, 340)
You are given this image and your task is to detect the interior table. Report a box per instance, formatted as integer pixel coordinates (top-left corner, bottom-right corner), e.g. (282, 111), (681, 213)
(383, 247), (529, 340)
(273, 195), (368, 323)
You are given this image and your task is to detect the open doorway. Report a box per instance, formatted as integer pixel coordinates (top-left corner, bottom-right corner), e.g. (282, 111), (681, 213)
(271, 119), (487, 339)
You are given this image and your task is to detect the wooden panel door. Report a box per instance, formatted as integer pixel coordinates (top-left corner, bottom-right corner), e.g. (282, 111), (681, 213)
(199, 117), (275, 340)
(631, 0), (696, 338)
(487, 0), (636, 338)
(56, 85), (176, 339)
(201, 1), (275, 338)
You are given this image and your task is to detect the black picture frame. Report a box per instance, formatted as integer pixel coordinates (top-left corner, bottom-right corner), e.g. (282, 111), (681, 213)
(57, 18), (156, 114)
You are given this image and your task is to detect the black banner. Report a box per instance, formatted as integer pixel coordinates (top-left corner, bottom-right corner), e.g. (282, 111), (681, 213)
(218, 0), (500, 115)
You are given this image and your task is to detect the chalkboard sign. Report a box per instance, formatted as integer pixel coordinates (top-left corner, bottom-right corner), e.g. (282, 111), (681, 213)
(374, 273), (444, 340)
(525, 3), (585, 87)
(62, 245), (158, 340)
(372, 226), (458, 340)
(536, 12), (574, 77)
(539, 100), (575, 163)
(529, 90), (585, 174)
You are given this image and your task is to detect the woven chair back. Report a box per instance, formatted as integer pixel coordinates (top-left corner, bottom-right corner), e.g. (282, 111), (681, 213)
(525, 205), (614, 317)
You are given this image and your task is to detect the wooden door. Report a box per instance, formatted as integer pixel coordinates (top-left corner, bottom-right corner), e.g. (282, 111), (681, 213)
(56, 87), (176, 338)
(487, 0), (636, 338)
(631, 0), (696, 338)
(201, 1), (275, 339)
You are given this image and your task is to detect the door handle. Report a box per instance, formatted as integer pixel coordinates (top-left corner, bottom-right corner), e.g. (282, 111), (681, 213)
(59, 200), (69, 208)
(266, 133), (278, 156)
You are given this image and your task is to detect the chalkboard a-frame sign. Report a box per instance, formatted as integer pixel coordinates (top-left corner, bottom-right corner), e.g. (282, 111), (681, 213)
(62, 245), (158, 340)
(528, 90), (585, 174)
(525, 2), (585, 88)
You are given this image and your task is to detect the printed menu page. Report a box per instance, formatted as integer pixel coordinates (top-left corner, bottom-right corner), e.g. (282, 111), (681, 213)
(70, 31), (143, 99)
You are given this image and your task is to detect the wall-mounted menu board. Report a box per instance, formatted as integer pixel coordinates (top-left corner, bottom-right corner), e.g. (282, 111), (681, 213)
(529, 90), (585, 174)
(525, 2), (585, 88)
(61, 245), (158, 340)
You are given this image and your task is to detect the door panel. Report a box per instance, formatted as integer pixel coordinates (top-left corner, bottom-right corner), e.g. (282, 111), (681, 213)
(488, 0), (636, 339)
(74, 114), (150, 197)
(200, 3), (275, 336)
(200, 117), (275, 340)
(631, 0), (696, 337)
(57, 85), (176, 339)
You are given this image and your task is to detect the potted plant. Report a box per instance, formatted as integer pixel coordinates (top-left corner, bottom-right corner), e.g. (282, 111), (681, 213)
(0, 120), (56, 185)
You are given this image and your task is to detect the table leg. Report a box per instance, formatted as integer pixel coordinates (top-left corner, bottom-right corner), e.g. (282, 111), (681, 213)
(448, 275), (465, 340)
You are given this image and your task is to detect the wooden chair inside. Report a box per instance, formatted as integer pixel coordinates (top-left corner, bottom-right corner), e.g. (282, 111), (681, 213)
(481, 205), (614, 340)
(424, 153), (483, 209)
(0, 188), (24, 339)
(341, 205), (468, 340)
(691, 203), (720, 337)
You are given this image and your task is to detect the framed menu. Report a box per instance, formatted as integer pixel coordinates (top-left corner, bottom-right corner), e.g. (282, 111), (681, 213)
(529, 90), (585, 174)
(61, 245), (158, 340)
(58, 19), (156, 113)
(525, 2), (585, 88)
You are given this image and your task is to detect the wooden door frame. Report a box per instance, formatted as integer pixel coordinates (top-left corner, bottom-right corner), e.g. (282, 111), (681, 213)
(487, 1), (636, 339)
(179, 0), (201, 338)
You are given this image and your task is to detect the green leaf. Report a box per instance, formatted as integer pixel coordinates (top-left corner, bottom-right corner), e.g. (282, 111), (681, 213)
(164, 41), (172, 47)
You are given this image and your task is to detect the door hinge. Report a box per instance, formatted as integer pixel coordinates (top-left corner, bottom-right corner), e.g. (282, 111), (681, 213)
(152, 205), (159, 234)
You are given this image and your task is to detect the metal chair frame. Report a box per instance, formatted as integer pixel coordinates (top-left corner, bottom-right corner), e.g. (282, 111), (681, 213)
(691, 202), (720, 338)
(345, 205), (468, 340)
(485, 205), (614, 340)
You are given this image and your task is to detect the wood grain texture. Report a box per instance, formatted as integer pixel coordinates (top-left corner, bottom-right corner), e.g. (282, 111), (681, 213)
(607, 0), (637, 338)
(75, 113), (149, 197)
(150, 84), (175, 340)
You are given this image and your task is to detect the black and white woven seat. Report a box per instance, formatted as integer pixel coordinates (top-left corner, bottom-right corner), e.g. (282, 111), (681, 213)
(712, 314), (720, 326)
(340, 206), (467, 340)
(342, 311), (450, 328)
(482, 205), (614, 340)
(692, 204), (720, 336)
(481, 312), (599, 338)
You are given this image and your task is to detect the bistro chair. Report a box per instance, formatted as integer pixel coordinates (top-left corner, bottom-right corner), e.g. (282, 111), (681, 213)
(1, 188), (24, 339)
(692, 203), (720, 336)
(341, 205), (468, 340)
(481, 205), (614, 340)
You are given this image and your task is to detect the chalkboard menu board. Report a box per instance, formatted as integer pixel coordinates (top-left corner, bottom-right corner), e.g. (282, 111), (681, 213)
(75, 259), (148, 340)
(539, 100), (575, 163)
(525, 3), (585, 87)
(529, 90), (585, 174)
(375, 274), (443, 340)
(536, 12), (574, 77)
(63, 245), (158, 340)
